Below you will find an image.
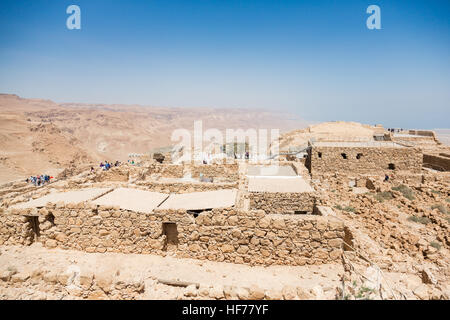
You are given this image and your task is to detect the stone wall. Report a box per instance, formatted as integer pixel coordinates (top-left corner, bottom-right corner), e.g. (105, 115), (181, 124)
(1, 203), (344, 266)
(134, 181), (238, 193)
(93, 168), (129, 183)
(146, 164), (184, 178)
(187, 163), (239, 181)
(307, 146), (422, 176)
(248, 192), (316, 214)
(423, 154), (450, 172)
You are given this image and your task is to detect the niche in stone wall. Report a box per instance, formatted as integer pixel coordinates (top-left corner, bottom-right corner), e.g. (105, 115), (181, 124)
(46, 213), (55, 226)
(341, 153), (347, 159)
(153, 153), (165, 164)
(388, 163), (396, 170)
(162, 222), (179, 250)
(343, 226), (354, 251)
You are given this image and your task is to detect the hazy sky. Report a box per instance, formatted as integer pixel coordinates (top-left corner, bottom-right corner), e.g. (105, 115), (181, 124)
(0, 0), (449, 128)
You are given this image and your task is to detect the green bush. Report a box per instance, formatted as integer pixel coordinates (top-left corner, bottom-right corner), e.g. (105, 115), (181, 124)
(430, 241), (442, 250)
(344, 206), (356, 212)
(374, 191), (393, 202)
(431, 204), (447, 215)
(408, 215), (431, 225)
(392, 185), (415, 200)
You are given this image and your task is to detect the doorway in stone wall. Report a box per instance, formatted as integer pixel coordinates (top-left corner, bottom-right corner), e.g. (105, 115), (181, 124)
(162, 222), (179, 251)
(26, 216), (40, 243)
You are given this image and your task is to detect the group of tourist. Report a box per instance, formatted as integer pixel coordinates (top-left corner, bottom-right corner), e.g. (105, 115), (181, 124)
(98, 160), (121, 171)
(26, 175), (52, 186)
(387, 128), (404, 133)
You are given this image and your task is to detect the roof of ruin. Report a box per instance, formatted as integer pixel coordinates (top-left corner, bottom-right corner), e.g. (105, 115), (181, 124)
(248, 176), (314, 193)
(12, 188), (112, 209)
(158, 189), (238, 210)
(93, 187), (169, 213)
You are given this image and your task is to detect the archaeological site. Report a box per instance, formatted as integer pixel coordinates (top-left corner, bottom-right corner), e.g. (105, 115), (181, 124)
(0, 120), (449, 301)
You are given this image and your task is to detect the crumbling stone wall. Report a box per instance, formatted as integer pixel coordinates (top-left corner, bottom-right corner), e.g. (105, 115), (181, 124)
(0, 210), (35, 246)
(248, 192), (316, 214)
(2, 203), (344, 266)
(307, 146), (422, 176)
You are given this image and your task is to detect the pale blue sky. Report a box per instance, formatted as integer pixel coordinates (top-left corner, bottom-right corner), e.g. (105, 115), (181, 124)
(0, 0), (449, 128)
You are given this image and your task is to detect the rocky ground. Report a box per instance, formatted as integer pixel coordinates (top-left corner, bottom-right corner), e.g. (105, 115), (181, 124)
(0, 244), (343, 300)
(312, 172), (450, 300)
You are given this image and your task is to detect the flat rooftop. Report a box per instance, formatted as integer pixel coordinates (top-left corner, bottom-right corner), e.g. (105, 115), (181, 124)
(12, 188), (112, 209)
(247, 165), (297, 177)
(393, 133), (432, 138)
(158, 189), (238, 210)
(311, 141), (406, 148)
(248, 176), (314, 193)
(93, 188), (169, 213)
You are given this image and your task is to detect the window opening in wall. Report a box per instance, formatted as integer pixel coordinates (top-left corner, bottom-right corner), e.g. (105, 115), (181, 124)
(388, 163), (396, 170)
(341, 153), (347, 159)
(162, 222), (178, 251)
(187, 208), (211, 218)
(318, 152), (322, 159)
(356, 153), (363, 159)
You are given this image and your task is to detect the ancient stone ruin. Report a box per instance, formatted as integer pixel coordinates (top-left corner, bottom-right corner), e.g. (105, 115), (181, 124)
(0, 125), (449, 300)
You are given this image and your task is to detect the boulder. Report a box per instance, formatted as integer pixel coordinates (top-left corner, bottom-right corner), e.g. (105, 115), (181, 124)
(248, 285), (265, 300)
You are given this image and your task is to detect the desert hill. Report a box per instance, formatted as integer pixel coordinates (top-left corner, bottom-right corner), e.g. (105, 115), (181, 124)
(0, 94), (307, 183)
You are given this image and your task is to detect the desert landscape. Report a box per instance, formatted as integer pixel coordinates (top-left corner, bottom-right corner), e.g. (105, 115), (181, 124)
(0, 94), (306, 184)
(0, 94), (449, 300)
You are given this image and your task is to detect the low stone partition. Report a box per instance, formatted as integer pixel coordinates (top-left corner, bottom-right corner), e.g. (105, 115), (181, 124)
(1, 203), (344, 266)
(248, 192), (316, 214)
(134, 180), (238, 193)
